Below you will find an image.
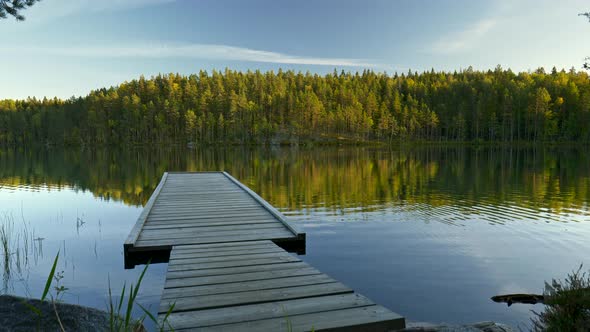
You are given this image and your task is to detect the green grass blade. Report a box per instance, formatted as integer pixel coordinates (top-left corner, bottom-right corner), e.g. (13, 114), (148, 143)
(41, 251), (59, 301)
(117, 284), (126, 315)
(137, 303), (158, 324)
(124, 282), (134, 328)
(113, 283), (125, 331)
(162, 302), (175, 321)
(125, 262), (150, 328)
(108, 277), (114, 332)
(133, 262), (150, 300)
(20, 299), (42, 317)
(162, 302), (176, 332)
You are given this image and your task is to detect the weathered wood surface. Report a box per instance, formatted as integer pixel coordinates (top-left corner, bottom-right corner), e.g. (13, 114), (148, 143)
(124, 172), (305, 259)
(125, 172), (404, 331)
(159, 241), (405, 331)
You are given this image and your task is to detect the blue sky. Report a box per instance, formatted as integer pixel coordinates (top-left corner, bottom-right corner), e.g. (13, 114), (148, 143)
(1, 0), (588, 99)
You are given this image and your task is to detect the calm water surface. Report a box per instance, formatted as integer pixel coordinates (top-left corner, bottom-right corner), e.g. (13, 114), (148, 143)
(1, 146), (589, 330)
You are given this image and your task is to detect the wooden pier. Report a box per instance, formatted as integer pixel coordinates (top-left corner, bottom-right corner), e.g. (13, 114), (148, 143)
(124, 172), (405, 331)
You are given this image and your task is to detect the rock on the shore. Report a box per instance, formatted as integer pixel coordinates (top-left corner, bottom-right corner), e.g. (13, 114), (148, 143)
(0, 295), (112, 332)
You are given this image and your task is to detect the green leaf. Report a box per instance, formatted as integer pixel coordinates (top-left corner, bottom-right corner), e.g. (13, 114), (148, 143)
(125, 262), (150, 328)
(107, 276), (115, 332)
(163, 302), (176, 332)
(41, 251), (59, 301)
(20, 300), (42, 317)
(118, 283), (126, 316)
(124, 282), (134, 329)
(137, 303), (158, 324)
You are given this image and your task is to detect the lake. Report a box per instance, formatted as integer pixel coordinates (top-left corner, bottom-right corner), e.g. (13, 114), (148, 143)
(1, 146), (589, 330)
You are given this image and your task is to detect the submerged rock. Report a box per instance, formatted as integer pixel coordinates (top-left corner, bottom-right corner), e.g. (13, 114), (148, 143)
(0, 295), (112, 332)
(402, 321), (516, 332)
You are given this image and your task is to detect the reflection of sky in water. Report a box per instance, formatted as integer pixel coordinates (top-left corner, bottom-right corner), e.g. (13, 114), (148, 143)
(0, 187), (166, 329)
(2, 184), (590, 329)
(279, 200), (590, 329)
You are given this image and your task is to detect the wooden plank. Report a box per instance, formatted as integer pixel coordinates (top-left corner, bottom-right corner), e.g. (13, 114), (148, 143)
(179, 305), (404, 332)
(136, 236), (295, 249)
(148, 210), (266, 218)
(165, 262), (309, 280)
(153, 202), (257, 209)
(155, 195), (251, 201)
(167, 255), (300, 272)
(222, 172), (304, 240)
(139, 224), (287, 239)
(146, 214), (271, 223)
(148, 207), (267, 216)
(150, 205), (264, 212)
(146, 211), (271, 221)
(161, 274), (336, 300)
(160, 186), (239, 191)
(161, 293), (375, 330)
(144, 220), (274, 228)
(154, 199), (253, 205)
(155, 194), (250, 199)
(142, 219), (279, 230)
(159, 183), (236, 188)
(135, 232), (296, 247)
(138, 227), (292, 241)
(148, 210), (270, 218)
(145, 215), (273, 224)
(152, 198), (255, 204)
(160, 181), (244, 186)
(159, 282), (352, 313)
(143, 218), (277, 227)
(138, 229), (294, 243)
(171, 241), (275, 251)
(158, 191), (244, 196)
(157, 192), (246, 197)
(170, 244), (281, 256)
(161, 180), (229, 185)
(152, 204), (257, 210)
(159, 192), (240, 196)
(151, 202), (257, 209)
(169, 251), (297, 265)
(170, 247), (285, 260)
(151, 202), (262, 209)
(143, 222), (285, 233)
(144, 216), (277, 225)
(164, 266), (321, 288)
(123, 172), (168, 251)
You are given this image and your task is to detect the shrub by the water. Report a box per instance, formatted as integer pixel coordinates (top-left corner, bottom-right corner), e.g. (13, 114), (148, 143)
(532, 265), (590, 331)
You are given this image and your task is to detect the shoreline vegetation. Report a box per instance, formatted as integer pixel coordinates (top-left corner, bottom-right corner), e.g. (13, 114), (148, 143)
(1, 67), (590, 147)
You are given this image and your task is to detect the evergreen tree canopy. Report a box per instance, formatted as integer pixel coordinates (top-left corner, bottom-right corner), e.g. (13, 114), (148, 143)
(0, 0), (40, 21)
(1, 68), (590, 146)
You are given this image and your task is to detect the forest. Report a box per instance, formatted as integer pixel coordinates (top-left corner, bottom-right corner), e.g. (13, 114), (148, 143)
(1, 66), (590, 145)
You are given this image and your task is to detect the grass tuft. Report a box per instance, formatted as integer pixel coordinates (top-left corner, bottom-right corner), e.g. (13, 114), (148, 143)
(107, 260), (175, 331)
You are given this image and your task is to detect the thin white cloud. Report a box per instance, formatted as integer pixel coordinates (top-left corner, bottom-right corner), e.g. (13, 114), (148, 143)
(3, 43), (378, 67)
(430, 19), (497, 54)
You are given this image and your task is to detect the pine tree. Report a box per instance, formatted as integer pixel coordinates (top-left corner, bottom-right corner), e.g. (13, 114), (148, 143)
(0, 0), (40, 20)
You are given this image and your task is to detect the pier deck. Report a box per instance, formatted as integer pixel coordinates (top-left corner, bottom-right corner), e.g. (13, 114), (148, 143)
(124, 172), (405, 331)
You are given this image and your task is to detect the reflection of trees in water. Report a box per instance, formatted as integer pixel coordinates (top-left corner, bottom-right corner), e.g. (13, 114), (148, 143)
(0, 146), (588, 217)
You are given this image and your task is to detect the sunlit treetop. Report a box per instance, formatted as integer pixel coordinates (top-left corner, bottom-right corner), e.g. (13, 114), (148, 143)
(0, 0), (41, 21)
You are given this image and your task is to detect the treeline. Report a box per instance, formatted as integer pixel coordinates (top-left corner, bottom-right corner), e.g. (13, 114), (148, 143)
(1, 67), (590, 145)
